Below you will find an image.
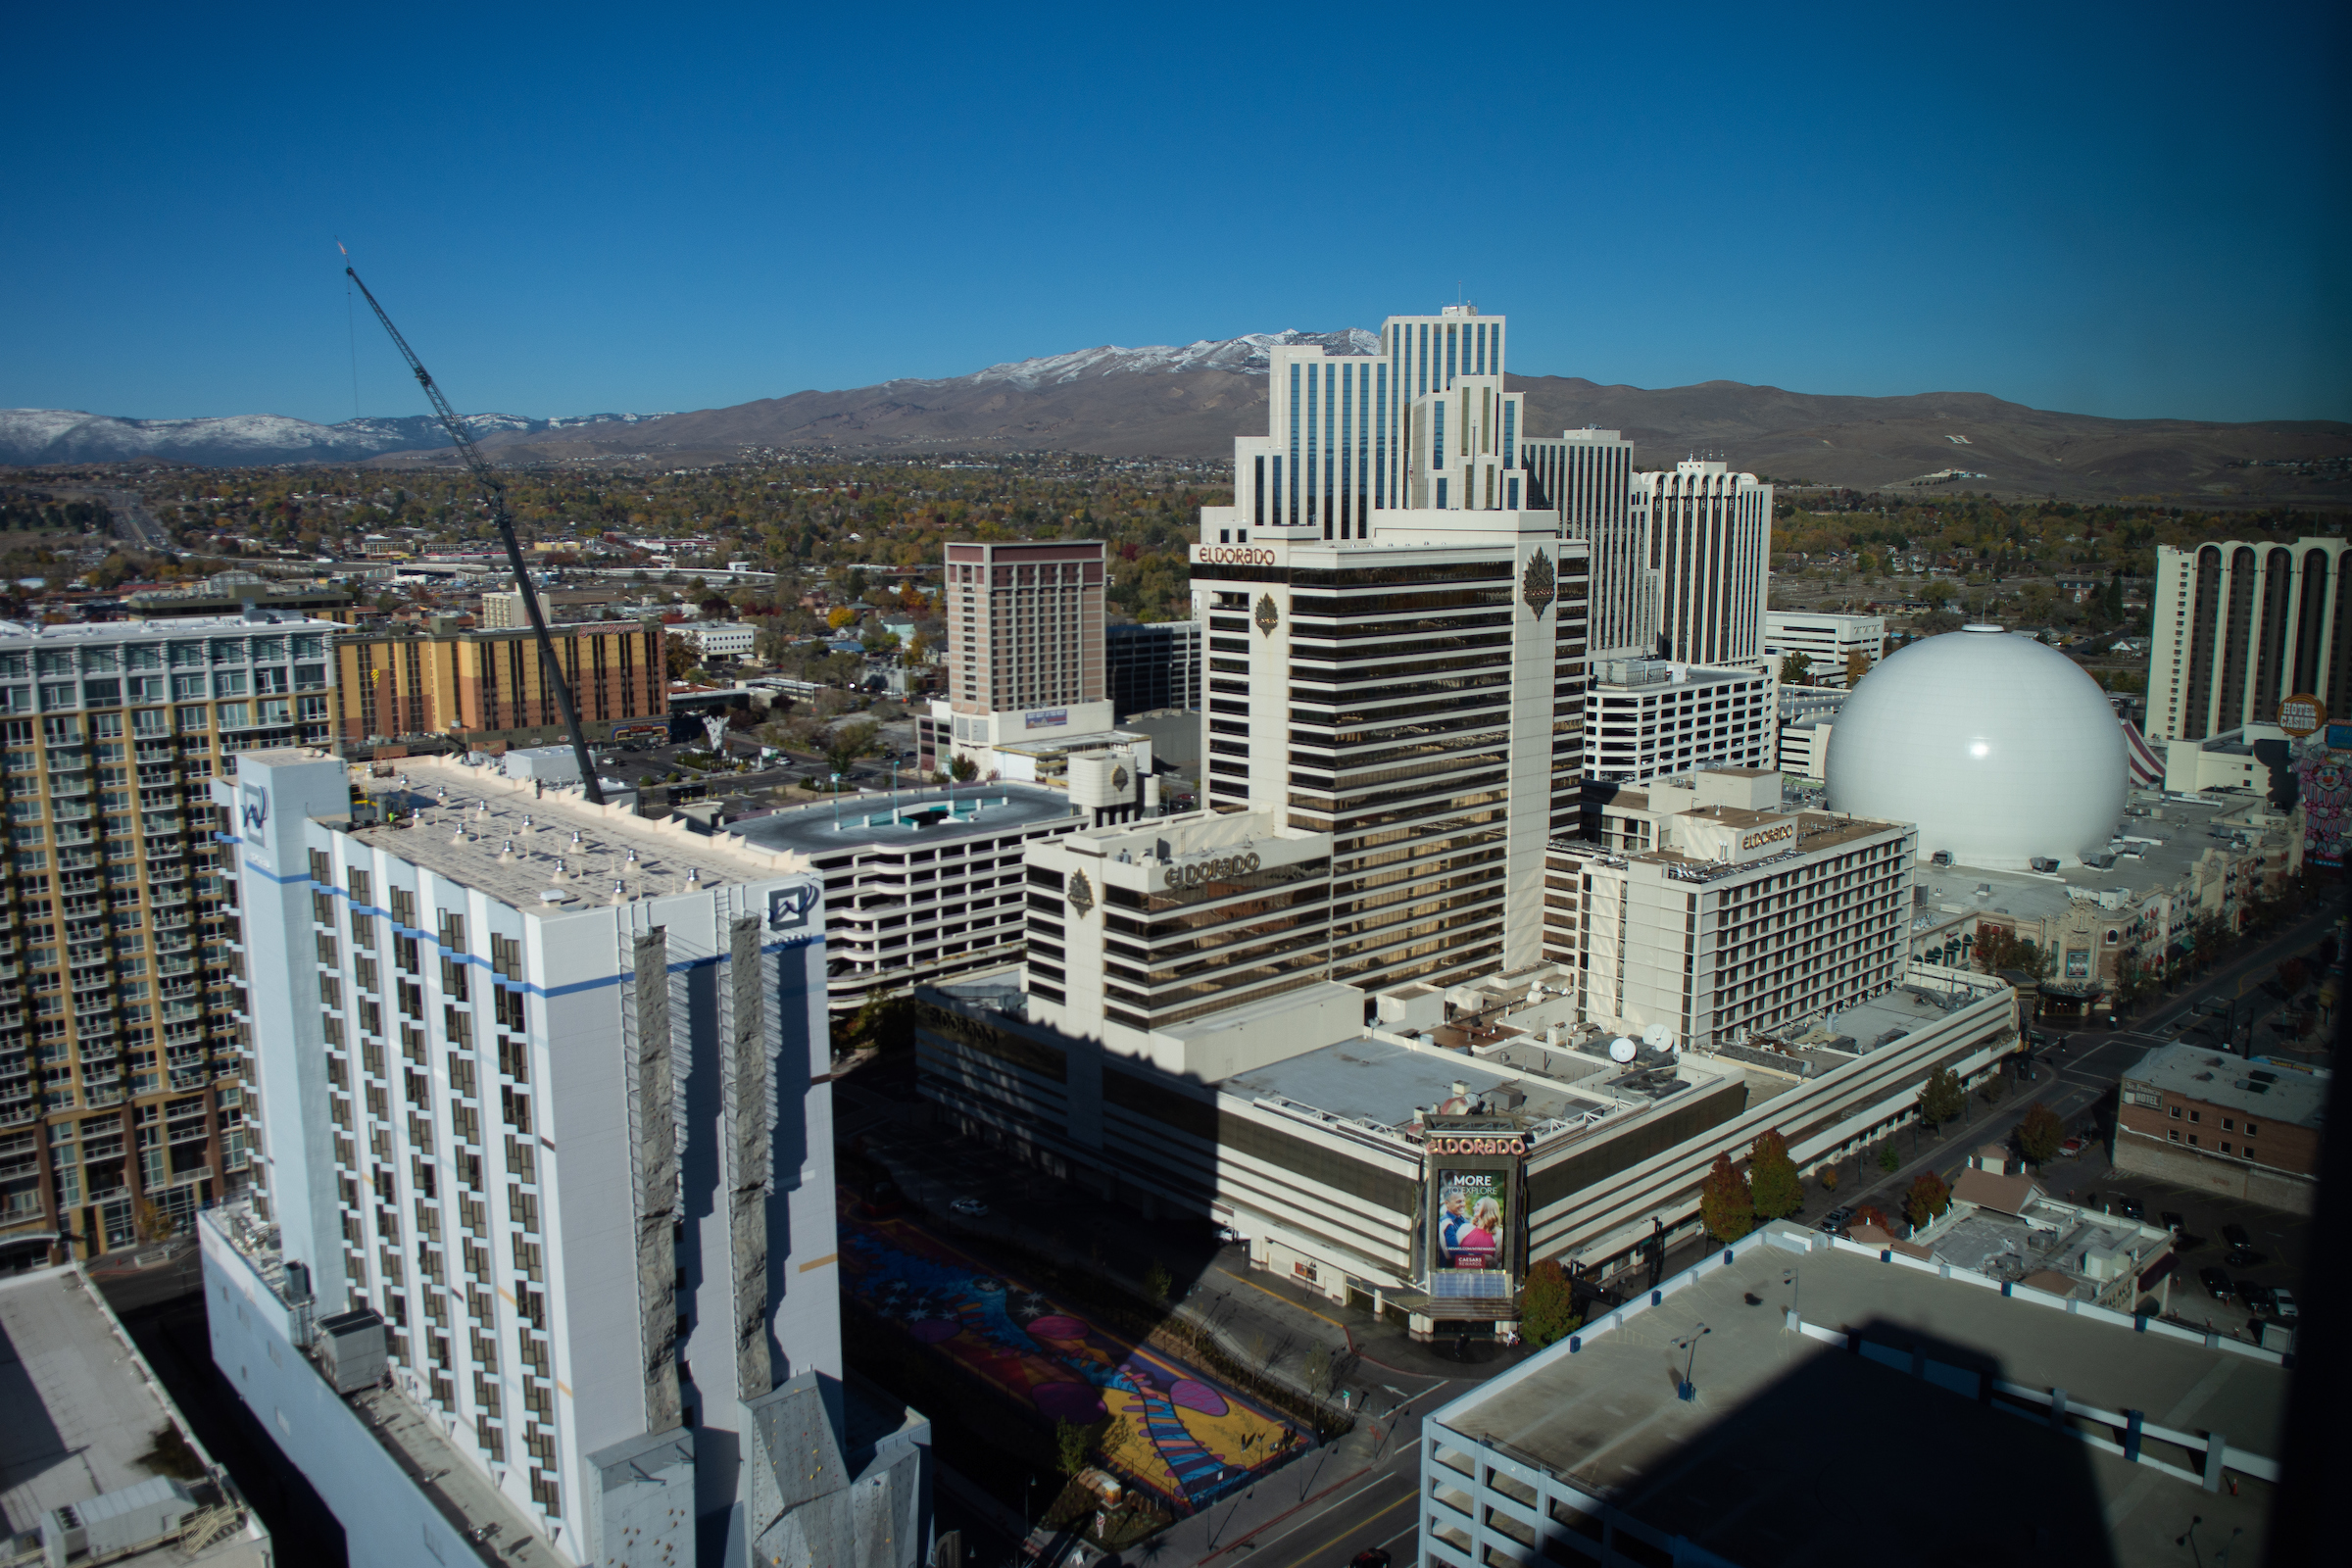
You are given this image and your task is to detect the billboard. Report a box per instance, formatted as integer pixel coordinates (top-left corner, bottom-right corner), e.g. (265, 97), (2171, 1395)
(1434, 1168), (1509, 1271)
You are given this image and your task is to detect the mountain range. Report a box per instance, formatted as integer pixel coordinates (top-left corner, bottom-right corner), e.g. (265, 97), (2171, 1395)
(6, 328), (2346, 505)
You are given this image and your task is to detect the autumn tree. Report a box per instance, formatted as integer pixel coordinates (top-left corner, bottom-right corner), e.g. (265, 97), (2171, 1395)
(1698, 1152), (1754, 1243)
(1905, 1171), (1952, 1229)
(1917, 1066), (1967, 1130)
(1515, 1259), (1579, 1348)
(1747, 1129), (1803, 1220)
(2017, 1101), (2065, 1165)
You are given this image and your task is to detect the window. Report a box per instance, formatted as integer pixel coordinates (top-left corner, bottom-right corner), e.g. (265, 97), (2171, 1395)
(2168, 1104), (2180, 1119)
(2169, 1130), (2180, 1144)
(2245, 1146), (2257, 1162)
(2220, 1142), (2232, 1155)
(2245, 1121), (2259, 1137)
(2187, 1134), (2199, 1147)
(2187, 1110), (2200, 1123)
(2222, 1117), (2234, 1132)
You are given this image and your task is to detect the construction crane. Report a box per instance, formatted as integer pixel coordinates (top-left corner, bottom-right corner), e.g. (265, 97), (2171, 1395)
(343, 263), (606, 805)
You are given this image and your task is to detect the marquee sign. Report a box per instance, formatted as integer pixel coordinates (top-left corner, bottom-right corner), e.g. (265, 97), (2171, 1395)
(1740, 823), (1794, 852)
(1426, 1133), (1527, 1157)
(1196, 546), (1279, 566)
(1171, 850), (1260, 888)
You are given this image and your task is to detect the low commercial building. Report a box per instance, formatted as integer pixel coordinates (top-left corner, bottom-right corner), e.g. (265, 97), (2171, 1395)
(1905, 789), (2302, 1020)
(1584, 658), (1772, 783)
(0, 1263), (269, 1565)
(2161, 723), (2298, 795)
(669, 619), (759, 662)
(1420, 1220), (2284, 1568)
(1911, 1144), (2179, 1311)
(1764, 609), (1884, 687)
(1104, 618), (1201, 719)
(1774, 685), (1845, 782)
(2114, 1043), (2326, 1212)
(729, 783), (1087, 1015)
(126, 572), (356, 623)
(1555, 767), (1916, 1050)
(329, 620), (668, 752)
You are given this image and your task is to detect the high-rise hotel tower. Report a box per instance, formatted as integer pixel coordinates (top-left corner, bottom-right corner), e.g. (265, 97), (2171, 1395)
(0, 612), (337, 1268)
(1193, 307), (1590, 991)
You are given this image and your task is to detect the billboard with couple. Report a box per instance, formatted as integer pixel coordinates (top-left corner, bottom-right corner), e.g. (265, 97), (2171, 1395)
(1435, 1169), (1508, 1272)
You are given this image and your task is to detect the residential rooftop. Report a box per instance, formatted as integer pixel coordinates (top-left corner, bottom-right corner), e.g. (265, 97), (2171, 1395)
(1433, 1228), (2283, 1568)
(0, 1266), (268, 1564)
(2121, 1042), (2328, 1128)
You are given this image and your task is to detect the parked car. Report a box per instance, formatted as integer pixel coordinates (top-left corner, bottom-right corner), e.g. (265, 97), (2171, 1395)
(948, 1197), (989, 1218)
(2118, 1197), (2145, 1221)
(2160, 1210), (2185, 1234)
(1818, 1206), (1857, 1237)
(2221, 1223), (2253, 1250)
(2271, 1287), (2299, 1322)
(2199, 1266), (2233, 1300)
(2225, 1248), (2265, 1270)
(2058, 1136), (2087, 1159)
(2239, 1282), (2277, 1317)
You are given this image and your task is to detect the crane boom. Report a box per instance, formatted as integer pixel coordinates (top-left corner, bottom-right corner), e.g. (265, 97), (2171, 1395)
(345, 266), (606, 805)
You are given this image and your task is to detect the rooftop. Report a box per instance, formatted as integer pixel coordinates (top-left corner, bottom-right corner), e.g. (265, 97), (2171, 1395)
(322, 751), (810, 911)
(2121, 1042), (2328, 1128)
(0, 612), (345, 646)
(1436, 1229), (2282, 1568)
(0, 1266), (266, 1563)
(1911, 791), (2285, 926)
(203, 1203), (560, 1568)
(727, 782), (1080, 860)
(1923, 1196), (2171, 1293)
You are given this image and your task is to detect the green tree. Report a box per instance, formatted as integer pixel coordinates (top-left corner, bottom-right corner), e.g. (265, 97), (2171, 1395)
(1054, 1418), (1094, 1478)
(824, 719), (880, 776)
(946, 753), (978, 783)
(1142, 1260), (1172, 1302)
(1778, 651), (1813, 686)
(2016, 1101), (2065, 1164)
(1520, 1258), (1584, 1348)
(1698, 1152), (1754, 1243)
(1877, 1141), (1900, 1174)
(1916, 1066), (1967, 1130)
(1905, 1170), (1952, 1229)
(1747, 1129), (1803, 1220)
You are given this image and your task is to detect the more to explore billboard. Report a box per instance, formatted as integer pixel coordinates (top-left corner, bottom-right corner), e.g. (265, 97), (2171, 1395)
(1435, 1169), (1509, 1271)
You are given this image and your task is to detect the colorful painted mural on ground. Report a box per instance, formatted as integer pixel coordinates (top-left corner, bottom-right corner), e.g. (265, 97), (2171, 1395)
(839, 1201), (1307, 1511)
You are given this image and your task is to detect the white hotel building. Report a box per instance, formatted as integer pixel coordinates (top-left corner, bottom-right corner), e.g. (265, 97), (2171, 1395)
(1633, 461), (1772, 668)
(1194, 307), (1591, 991)
(1521, 428), (1647, 659)
(200, 751), (924, 1568)
(2146, 535), (2352, 742)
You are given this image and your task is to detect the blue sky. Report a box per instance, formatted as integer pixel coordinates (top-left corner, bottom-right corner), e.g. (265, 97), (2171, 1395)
(4, 1), (2345, 426)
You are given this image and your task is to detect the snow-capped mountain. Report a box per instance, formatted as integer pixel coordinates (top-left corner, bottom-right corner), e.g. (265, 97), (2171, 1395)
(0, 408), (664, 468)
(955, 329), (1379, 390)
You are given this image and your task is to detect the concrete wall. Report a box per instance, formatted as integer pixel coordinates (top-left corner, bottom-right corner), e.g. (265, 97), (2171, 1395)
(2111, 1131), (2317, 1215)
(202, 1218), (491, 1568)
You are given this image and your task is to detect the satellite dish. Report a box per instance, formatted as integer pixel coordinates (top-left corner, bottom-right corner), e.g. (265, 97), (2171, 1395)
(1642, 1022), (1676, 1054)
(1608, 1037), (1638, 1063)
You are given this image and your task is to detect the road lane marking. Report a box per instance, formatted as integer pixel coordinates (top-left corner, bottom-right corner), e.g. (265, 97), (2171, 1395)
(1267, 1489), (1415, 1568)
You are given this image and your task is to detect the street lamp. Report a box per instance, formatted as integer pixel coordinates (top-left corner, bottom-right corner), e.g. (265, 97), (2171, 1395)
(1784, 1266), (1799, 1323)
(829, 771), (843, 831)
(1673, 1325), (1711, 1400)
